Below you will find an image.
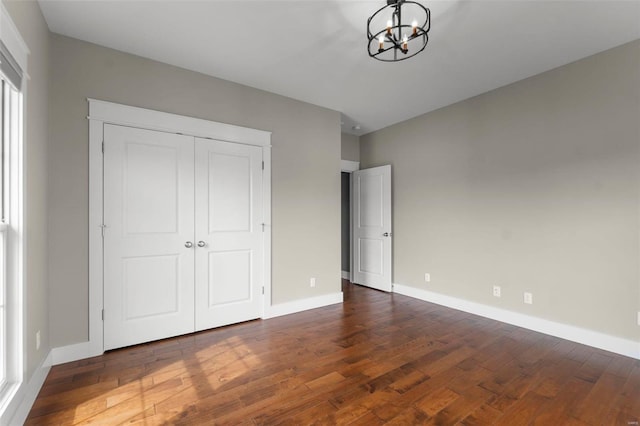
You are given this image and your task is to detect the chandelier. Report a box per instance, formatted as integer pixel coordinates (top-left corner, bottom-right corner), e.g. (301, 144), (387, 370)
(367, 0), (431, 62)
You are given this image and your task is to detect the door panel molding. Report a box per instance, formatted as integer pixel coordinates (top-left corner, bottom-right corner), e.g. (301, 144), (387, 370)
(89, 99), (271, 357)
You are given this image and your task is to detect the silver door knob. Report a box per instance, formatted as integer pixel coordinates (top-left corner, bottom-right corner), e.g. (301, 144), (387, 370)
(197, 241), (206, 248)
(383, 232), (392, 237)
(185, 241), (193, 248)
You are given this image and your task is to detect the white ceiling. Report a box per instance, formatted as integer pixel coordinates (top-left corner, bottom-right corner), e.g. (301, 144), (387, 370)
(38, 0), (640, 136)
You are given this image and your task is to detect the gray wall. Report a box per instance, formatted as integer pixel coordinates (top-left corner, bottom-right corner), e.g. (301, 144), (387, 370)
(341, 132), (360, 162)
(49, 34), (341, 347)
(2, 0), (50, 380)
(361, 40), (640, 341)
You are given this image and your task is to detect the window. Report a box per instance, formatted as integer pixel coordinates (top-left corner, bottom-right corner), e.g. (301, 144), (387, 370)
(0, 69), (19, 398)
(0, 65), (21, 395)
(0, 74), (20, 391)
(0, 75), (5, 391)
(0, 5), (26, 417)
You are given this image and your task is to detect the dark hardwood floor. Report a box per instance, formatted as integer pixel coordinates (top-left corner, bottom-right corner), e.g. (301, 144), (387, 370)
(27, 281), (640, 425)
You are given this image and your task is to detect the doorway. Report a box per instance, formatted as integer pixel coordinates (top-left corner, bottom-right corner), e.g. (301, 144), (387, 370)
(340, 160), (393, 292)
(351, 165), (392, 292)
(341, 172), (351, 280)
(340, 160), (359, 282)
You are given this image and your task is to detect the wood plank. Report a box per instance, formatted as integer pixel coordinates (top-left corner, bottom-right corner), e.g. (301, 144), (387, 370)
(415, 386), (460, 416)
(493, 391), (550, 426)
(460, 404), (503, 425)
(572, 372), (627, 423)
(425, 385), (494, 425)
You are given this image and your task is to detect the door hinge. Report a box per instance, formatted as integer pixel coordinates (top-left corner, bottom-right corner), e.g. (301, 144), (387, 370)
(262, 161), (264, 170)
(262, 286), (264, 295)
(100, 224), (107, 238)
(101, 309), (104, 321)
(261, 223), (265, 232)
(101, 140), (104, 153)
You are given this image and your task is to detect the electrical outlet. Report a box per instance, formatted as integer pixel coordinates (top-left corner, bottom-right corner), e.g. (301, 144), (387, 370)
(493, 285), (501, 298)
(36, 330), (41, 350)
(424, 273), (431, 283)
(524, 292), (533, 305)
(310, 277), (316, 288)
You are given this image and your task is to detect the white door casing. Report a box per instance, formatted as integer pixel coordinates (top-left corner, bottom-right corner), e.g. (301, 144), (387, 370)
(103, 124), (196, 350)
(88, 99), (272, 359)
(194, 138), (263, 331)
(352, 165), (392, 292)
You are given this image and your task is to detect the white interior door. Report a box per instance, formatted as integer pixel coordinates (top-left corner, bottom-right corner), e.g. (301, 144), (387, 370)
(103, 124), (195, 350)
(352, 165), (392, 292)
(194, 138), (263, 331)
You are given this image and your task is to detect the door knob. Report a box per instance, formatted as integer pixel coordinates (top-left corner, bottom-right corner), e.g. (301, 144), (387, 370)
(197, 241), (206, 248)
(383, 232), (392, 237)
(185, 241), (193, 248)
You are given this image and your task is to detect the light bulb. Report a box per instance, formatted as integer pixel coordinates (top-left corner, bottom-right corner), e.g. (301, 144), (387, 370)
(402, 34), (408, 50)
(386, 19), (392, 35)
(412, 19), (418, 36)
(378, 35), (385, 50)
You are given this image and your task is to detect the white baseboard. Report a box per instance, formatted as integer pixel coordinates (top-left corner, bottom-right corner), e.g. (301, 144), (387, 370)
(264, 292), (343, 319)
(393, 283), (640, 360)
(341, 271), (350, 280)
(2, 350), (52, 426)
(51, 341), (93, 365)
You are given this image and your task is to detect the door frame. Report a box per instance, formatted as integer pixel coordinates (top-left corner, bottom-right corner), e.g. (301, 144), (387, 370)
(88, 99), (272, 357)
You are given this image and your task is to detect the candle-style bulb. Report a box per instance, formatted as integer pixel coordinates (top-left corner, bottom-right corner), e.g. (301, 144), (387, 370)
(411, 19), (418, 36)
(402, 34), (408, 51)
(378, 35), (384, 51)
(386, 19), (392, 35)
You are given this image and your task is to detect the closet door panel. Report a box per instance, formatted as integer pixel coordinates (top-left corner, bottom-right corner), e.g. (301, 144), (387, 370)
(195, 138), (263, 331)
(103, 124), (195, 350)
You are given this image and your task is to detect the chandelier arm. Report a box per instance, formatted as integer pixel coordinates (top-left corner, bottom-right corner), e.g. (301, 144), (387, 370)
(385, 33), (402, 49)
(369, 28), (404, 51)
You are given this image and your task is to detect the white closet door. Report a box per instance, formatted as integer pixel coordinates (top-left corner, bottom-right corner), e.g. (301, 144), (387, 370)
(194, 138), (263, 331)
(103, 124), (195, 350)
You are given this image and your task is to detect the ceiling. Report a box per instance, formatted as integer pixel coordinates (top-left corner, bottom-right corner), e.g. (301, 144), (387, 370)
(38, 0), (640, 136)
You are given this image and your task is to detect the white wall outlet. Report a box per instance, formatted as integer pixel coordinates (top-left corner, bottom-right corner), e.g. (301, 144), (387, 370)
(310, 277), (316, 288)
(36, 330), (41, 350)
(524, 292), (533, 305)
(424, 273), (431, 283)
(492, 285), (501, 298)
